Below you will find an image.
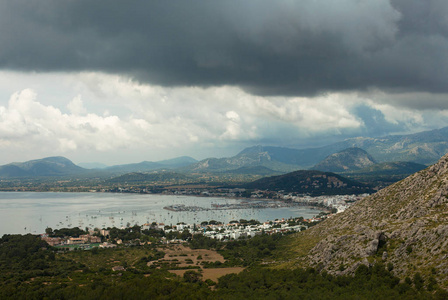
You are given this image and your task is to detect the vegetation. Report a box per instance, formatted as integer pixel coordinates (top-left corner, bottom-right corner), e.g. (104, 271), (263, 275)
(245, 170), (373, 195)
(1, 233), (446, 299)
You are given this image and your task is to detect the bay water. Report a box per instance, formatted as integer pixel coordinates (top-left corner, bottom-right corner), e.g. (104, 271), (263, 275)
(0, 192), (321, 235)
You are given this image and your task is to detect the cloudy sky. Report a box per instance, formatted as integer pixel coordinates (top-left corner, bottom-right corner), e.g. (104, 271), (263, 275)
(0, 0), (448, 165)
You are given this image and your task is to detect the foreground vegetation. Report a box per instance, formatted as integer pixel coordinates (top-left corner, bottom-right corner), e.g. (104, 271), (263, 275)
(1, 233), (447, 299)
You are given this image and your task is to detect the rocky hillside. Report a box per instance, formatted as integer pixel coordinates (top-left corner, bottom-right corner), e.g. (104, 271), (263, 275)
(312, 147), (376, 172)
(283, 153), (448, 287)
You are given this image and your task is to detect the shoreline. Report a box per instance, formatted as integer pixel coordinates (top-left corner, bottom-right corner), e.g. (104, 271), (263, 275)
(0, 191), (332, 236)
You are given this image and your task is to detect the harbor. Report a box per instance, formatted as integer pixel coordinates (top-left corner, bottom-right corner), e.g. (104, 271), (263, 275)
(163, 200), (303, 212)
(0, 192), (325, 235)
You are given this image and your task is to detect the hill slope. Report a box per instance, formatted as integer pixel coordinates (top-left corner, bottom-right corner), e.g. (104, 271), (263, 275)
(106, 171), (190, 184)
(347, 161), (427, 176)
(313, 147), (376, 172)
(223, 166), (283, 176)
(283, 153), (448, 287)
(245, 170), (372, 195)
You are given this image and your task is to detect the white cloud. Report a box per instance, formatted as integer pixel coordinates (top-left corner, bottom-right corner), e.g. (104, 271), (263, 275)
(1, 71), (448, 164)
(368, 102), (424, 126)
(0, 90), (137, 154)
(67, 95), (86, 115)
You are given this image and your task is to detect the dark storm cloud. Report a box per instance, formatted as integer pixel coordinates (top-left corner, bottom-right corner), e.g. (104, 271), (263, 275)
(0, 0), (447, 96)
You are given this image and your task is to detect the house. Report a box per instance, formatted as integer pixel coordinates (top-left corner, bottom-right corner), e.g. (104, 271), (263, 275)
(67, 237), (85, 245)
(89, 236), (101, 243)
(99, 242), (117, 248)
(41, 236), (63, 246)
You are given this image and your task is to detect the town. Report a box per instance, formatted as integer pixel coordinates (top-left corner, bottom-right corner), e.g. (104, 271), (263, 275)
(38, 191), (369, 251)
(40, 214), (329, 251)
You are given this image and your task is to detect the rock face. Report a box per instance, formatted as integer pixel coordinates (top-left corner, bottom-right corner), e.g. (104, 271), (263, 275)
(288, 153), (448, 287)
(313, 147), (377, 173)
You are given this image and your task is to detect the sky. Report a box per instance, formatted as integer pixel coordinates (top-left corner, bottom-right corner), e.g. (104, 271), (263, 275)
(1, 0), (448, 165)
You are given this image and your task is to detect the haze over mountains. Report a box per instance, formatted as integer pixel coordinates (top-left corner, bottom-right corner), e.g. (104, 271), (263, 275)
(185, 126), (448, 174)
(2, 126), (448, 180)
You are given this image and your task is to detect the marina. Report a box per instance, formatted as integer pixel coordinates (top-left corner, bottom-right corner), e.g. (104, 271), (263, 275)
(163, 200), (302, 212)
(0, 192), (323, 236)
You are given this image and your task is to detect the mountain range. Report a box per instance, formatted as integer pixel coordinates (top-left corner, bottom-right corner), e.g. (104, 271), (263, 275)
(179, 146), (299, 173)
(0, 156), (198, 178)
(183, 126), (448, 173)
(2, 126), (448, 179)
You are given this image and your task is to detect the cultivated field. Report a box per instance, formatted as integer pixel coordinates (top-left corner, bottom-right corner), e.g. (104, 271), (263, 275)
(153, 244), (244, 282)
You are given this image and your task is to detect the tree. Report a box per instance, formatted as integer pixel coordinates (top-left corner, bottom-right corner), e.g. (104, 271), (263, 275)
(413, 273), (424, 290)
(183, 270), (202, 283)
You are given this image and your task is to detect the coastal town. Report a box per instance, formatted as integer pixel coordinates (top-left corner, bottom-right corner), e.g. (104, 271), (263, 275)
(37, 191), (368, 250)
(40, 214), (328, 251)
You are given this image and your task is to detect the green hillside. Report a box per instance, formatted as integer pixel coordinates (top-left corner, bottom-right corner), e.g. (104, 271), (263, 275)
(245, 170), (372, 195)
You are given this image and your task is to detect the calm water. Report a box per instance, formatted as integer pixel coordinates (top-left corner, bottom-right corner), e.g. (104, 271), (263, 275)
(0, 192), (321, 235)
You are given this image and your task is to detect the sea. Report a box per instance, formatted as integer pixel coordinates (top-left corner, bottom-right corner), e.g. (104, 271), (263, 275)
(0, 192), (322, 235)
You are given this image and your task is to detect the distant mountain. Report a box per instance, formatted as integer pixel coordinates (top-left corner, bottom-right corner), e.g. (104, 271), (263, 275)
(106, 171), (190, 184)
(77, 162), (109, 169)
(284, 152), (448, 288)
(2, 126), (448, 179)
(201, 126), (448, 172)
(320, 126), (448, 165)
(347, 161), (427, 176)
(105, 156), (198, 174)
(157, 156), (198, 167)
(312, 147), (377, 173)
(0, 157), (86, 178)
(223, 166), (283, 176)
(182, 148), (300, 173)
(184, 126), (448, 174)
(245, 170), (372, 195)
(238, 145), (311, 166)
(0, 156), (198, 179)
(105, 161), (165, 173)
